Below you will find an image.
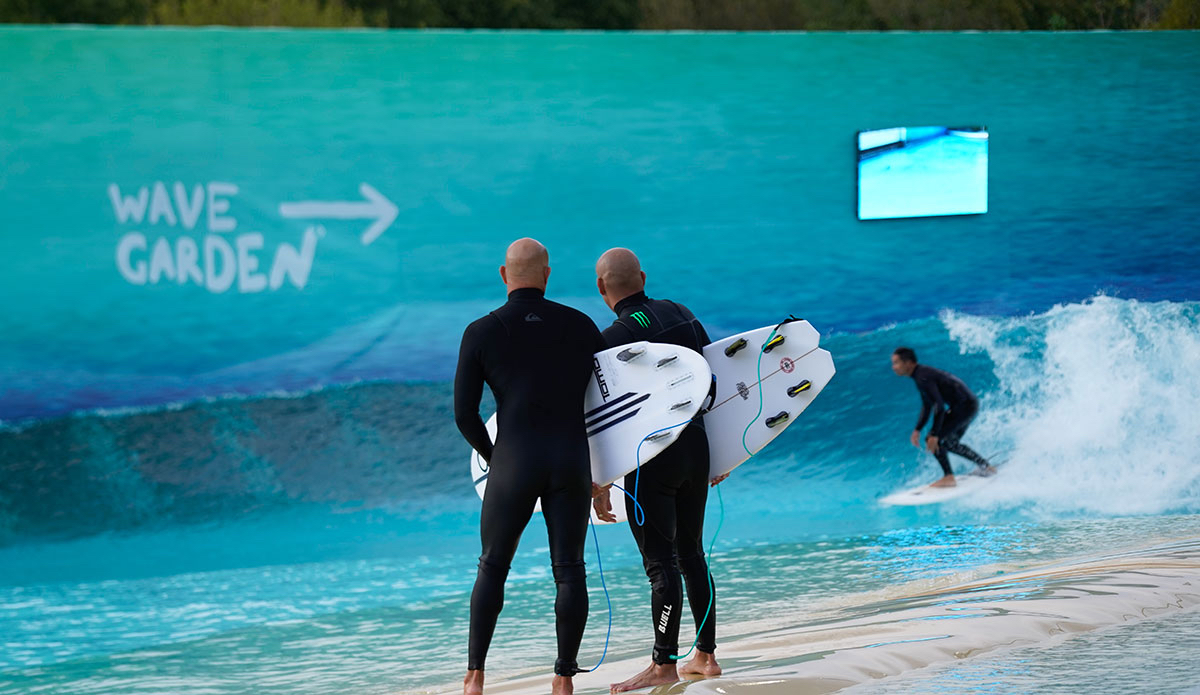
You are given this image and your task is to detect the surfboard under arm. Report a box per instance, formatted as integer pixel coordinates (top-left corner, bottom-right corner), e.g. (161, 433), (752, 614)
(467, 340), (712, 524)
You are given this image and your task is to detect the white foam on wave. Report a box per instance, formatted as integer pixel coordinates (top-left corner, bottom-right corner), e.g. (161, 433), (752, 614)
(943, 295), (1200, 516)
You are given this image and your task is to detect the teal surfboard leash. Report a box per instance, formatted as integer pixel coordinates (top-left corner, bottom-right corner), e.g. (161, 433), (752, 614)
(669, 483), (723, 662)
(591, 317), (793, 669)
(673, 320), (789, 661)
(742, 325), (779, 458)
(670, 325), (778, 662)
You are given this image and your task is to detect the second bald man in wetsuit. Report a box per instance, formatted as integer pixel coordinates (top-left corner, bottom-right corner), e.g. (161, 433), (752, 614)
(592, 248), (724, 692)
(454, 239), (607, 695)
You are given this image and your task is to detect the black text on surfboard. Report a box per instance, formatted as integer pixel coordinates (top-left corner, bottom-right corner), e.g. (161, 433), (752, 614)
(592, 357), (610, 400)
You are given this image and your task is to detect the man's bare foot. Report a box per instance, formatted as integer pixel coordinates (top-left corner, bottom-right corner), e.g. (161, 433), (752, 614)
(678, 651), (722, 677)
(610, 662), (678, 693)
(463, 669), (484, 695)
(930, 474), (957, 488)
(975, 463), (997, 477)
(552, 674), (573, 695)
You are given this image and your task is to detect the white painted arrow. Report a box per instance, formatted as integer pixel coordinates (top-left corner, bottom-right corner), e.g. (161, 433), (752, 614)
(278, 183), (398, 245)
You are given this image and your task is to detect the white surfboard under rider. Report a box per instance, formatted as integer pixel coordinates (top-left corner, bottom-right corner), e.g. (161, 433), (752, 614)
(880, 468), (1000, 506)
(468, 340), (712, 524)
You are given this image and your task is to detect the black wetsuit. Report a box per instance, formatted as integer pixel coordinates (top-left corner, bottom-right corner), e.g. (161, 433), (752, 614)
(602, 291), (717, 664)
(910, 364), (991, 476)
(454, 287), (606, 677)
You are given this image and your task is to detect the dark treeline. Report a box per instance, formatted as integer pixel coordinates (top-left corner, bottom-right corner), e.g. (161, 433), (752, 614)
(1, 0), (1197, 29)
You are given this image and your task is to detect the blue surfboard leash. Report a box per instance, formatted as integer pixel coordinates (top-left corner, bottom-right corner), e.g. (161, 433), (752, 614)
(578, 417), (686, 672)
(616, 416), (731, 664)
(613, 419), (693, 527)
(578, 515), (614, 673)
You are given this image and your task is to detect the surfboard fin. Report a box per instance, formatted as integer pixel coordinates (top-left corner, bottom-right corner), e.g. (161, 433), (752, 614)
(644, 431), (672, 442)
(787, 380), (812, 397)
(724, 338), (748, 357)
(617, 346), (646, 362)
(765, 411), (789, 428)
(656, 355), (679, 369)
(763, 335), (786, 353)
(669, 399), (693, 411)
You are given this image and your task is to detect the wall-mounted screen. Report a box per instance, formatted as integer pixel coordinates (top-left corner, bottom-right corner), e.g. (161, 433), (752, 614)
(857, 126), (988, 220)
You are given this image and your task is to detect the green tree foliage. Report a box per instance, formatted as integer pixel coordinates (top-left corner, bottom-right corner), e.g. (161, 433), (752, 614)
(634, 0), (1171, 30)
(1159, 0), (1200, 26)
(865, 0), (1029, 30)
(324, 0), (636, 28)
(638, 0), (881, 31)
(151, 0), (370, 26)
(0, 0), (1190, 29)
(1012, 0), (1172, 28)
(0, 0), (151, 23)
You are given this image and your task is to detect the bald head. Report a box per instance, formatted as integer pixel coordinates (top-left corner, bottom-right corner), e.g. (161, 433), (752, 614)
(500, 237), (550, 291)
(596, 247), (646, 312)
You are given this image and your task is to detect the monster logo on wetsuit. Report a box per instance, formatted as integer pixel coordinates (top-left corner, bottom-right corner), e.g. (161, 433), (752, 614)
(592, 247), (725, 692)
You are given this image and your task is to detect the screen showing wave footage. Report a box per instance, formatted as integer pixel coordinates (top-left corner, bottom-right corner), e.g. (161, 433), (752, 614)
(857, 126), (989, 220)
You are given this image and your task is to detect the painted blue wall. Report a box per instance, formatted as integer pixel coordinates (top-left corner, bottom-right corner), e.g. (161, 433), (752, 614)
(2, 29), (1198, 421)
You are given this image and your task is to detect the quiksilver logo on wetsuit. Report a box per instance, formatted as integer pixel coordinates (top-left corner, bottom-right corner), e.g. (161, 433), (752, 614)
(524, 313), (542, 322)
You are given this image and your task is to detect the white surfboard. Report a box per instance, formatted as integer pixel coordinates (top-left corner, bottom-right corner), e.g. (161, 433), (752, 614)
(880, 469), (999, 506)
(703, 320), (836, 478)
(468, 341), (711, 524)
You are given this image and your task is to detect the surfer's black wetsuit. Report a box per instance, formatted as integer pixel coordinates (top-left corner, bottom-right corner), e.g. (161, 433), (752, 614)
(454, 287), (606, 677)
(910, 364), (992, 476)
(602, 291), (717, 664)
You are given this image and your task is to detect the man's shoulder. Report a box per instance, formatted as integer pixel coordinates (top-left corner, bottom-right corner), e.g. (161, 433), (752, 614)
(653, 296), (693, 316)
(917, 364), (969, 390)
(465, 311), (504, 336)
(912, 364), (938, 382)
(646, 297), (704, 330)
(921, 364), (958, 380)
(601, 319), (634, 346)
(539, 298), (597, 326)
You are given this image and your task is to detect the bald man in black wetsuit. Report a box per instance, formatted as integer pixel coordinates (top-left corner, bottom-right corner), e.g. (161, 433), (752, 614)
(591, 248), (724, 692)
(454, 238), (606, 695)
(891, 346), (996, 488)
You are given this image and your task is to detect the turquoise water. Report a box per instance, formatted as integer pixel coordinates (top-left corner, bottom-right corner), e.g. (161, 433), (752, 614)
(849, 606), (1200, 695)
(3, 298), (1199, 693)
(2, 28), (1200, 695)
